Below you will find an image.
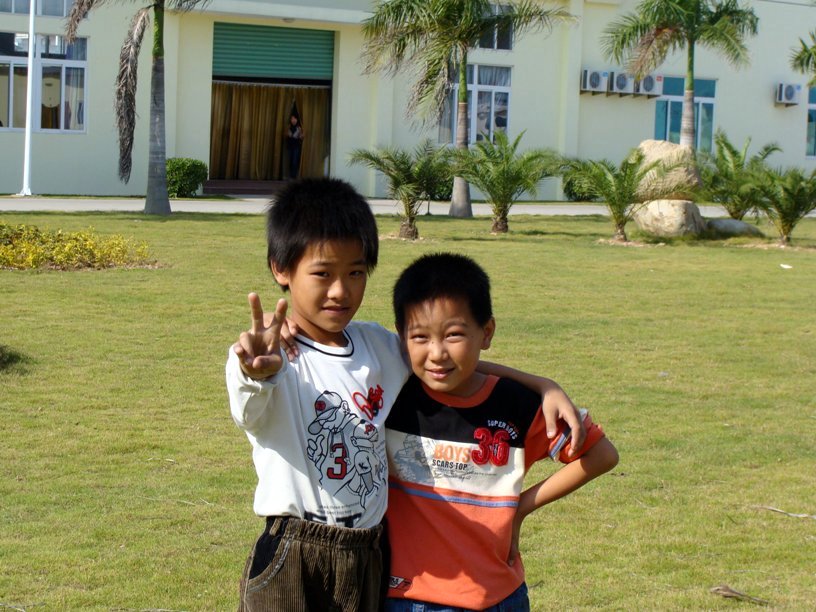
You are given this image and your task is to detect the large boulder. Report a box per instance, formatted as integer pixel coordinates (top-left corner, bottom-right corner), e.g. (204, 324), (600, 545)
(637, 139), (701, 201)
(634, 199), (706, 237)
(706, 218), (764, 238)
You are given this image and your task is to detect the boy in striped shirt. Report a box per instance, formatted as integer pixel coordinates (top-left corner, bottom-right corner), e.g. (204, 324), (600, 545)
(385, 253), (619, 611)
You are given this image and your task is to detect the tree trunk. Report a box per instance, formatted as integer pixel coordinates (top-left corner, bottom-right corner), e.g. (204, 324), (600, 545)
(144, 3), (171, 216)
(398, 218), (419, 240)
(679, 39), (696, 150)
(449, 59), (472, 218)
(491, 215), (508, 234)
(613, 224), (628, 242)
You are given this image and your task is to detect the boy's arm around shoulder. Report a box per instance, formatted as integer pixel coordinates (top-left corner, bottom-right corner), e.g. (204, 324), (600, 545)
(477, 361), (587, 456)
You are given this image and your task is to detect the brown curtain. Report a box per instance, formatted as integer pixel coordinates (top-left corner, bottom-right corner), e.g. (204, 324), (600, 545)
(210, 81), (330, 180)
(41, 105), (60, 129)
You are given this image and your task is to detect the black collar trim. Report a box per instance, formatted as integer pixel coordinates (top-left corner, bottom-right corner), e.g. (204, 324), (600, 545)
(294, 331), (354, 357)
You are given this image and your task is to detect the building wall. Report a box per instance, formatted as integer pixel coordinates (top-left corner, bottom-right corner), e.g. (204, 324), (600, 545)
(0, 6), (155, 195)
(713, 0), (815, 166)
(576, 0), (816, 169)
(2, 0), (815, 198)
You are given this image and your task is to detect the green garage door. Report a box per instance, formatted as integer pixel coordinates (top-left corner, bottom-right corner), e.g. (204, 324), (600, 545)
(212, 22), (334, 81)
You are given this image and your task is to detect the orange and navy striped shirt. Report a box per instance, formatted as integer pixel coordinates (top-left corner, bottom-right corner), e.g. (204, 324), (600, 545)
(385, 374), (605, 609)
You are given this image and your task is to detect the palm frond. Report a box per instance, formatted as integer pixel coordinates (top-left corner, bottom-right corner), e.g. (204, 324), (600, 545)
(484, 0), (576, 40)
(603, 0), (758, 77)
(360, 0), (435, 76)
(602, 12), (682, 77)
(630, 25), (682, 77)
(66, 0), (106, 42)
(697, 2), (758, 68)
(638, 0), (691, 26)
(602, 13), (652, 65)
(115, 7), (151, 183)
(407, 41), (459, 121)
(450, 131), (555, 223)
(791, 31), (816, 86)
(755, 167), (816, 243)
(563, 148), (687, 239)
(699, 130), (780, 219)
(349, 145), (424, 220)
(363, 0), (574, 124)
(412, 139), (452, 201)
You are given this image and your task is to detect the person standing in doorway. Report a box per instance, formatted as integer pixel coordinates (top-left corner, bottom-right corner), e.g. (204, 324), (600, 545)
(287, 113), (305, 179)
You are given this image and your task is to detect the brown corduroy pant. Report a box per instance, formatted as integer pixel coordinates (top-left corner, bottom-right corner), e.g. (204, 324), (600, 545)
(238, 516), (385, 612)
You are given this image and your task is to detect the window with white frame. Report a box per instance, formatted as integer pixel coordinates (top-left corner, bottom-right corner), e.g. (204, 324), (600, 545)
(438, 64), (511, 145)
(806, 87), (816, 157)
(476, 4), (512, 51)
(0, 0), (74, 17)
(0, 31), (87, 131)
(654, 76), (716, 152)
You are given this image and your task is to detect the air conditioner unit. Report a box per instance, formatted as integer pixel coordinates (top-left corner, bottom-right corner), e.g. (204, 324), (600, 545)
(580, 69), (609, 94)
(775, 83), (802, 106)
(635, 74), (664, 97)
(609, 72), (635, 95)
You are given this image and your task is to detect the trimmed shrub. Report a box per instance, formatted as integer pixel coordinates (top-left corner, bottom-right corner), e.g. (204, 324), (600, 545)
(423, 166), (452, 201)
(414, 140), (453, 201)
(561, 168), (597, 202)
(166, 158), (208, 198)
(0, 222), (153, 270)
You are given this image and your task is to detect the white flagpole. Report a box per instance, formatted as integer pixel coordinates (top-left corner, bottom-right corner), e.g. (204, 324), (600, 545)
(19, 0), (36, 196)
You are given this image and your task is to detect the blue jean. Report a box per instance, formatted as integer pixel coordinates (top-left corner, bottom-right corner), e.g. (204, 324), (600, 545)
(385, 582), (529, 612)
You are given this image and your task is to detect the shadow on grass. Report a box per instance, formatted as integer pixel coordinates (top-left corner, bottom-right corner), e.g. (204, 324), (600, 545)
(98, 211), (262, 224)
(4, 211), (260, 224)
(445, 230), (610, 242)
(513, 229), (610, 239)
(0, 345), (31, 375)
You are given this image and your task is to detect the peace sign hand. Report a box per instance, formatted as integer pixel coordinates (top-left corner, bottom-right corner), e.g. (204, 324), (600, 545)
(232, 292), (288, 380)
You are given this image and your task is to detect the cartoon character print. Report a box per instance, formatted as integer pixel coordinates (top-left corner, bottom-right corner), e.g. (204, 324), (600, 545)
(339, 419), (382, 509)
(306, 390), (383, 509)
(391, 434), (433, 483)
(307, 391), (356, 475)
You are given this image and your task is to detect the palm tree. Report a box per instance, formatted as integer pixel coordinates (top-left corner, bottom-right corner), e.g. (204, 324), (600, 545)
(791, 30), (816, 86)
(449, 131), (556, 233)
(699, 130), (780, 220)
(755, 167), (816, 246)
(562, 149), (684, 242)
(603, 0), (758, 150)
(349, 140), (449, 239)
(66, 1), (210, 215)
(361, 0), (572, 218)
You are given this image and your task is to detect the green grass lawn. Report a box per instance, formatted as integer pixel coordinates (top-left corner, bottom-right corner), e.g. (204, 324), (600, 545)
(1, 211), (814, 610)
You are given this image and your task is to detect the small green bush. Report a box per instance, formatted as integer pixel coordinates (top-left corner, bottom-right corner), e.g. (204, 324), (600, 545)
(428, 174), (453, 201)
(0, 222), (153, 270)
(414, 141), (453, 201)
(166, 157), (208, 198)
(561, 169), (597, 202)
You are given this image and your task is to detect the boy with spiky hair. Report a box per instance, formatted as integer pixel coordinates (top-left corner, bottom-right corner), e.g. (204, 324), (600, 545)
(385, 253), (619, 611)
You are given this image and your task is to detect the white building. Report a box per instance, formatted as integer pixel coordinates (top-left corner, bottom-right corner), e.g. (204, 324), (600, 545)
(1, 0), (814, 198)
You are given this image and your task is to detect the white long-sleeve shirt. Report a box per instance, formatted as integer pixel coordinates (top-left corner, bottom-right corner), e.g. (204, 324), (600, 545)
(227, 321), (409, 528)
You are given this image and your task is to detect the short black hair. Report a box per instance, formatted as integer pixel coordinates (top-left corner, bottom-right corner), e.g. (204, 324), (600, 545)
(266, 178), (379, 286)
(393, 253), (493, 333)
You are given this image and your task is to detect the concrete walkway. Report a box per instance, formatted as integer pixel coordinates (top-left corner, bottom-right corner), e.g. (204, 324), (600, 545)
(0, 195), (732, 218)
